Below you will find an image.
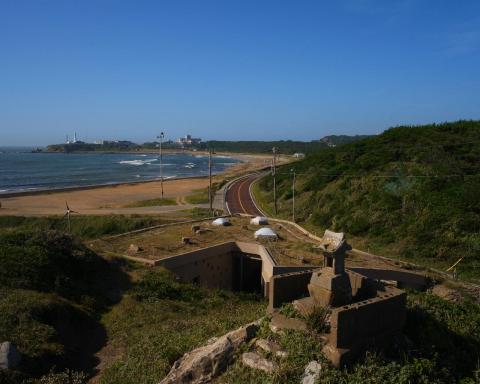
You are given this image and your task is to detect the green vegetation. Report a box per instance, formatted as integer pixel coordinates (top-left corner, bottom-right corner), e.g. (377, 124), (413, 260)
(0, 224), (264, 383)
(97, 268), (266, 384)
(0, 215), (173, 240)
(200, 136), (371, 155)
(185, 187), (210, 204)
(0, 229), (127, 382)
(219, 291), (480, 383)
(46, 135), (370, 155)
(256, 120), (480, 281)
(123, 197), (177, 208)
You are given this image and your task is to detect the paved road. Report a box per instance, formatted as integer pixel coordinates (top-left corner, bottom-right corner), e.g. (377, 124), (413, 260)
(225, 174), (265, 216)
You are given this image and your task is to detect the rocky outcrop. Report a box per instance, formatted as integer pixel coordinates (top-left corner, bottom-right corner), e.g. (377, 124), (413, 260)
(241, 352), (276, 374)
(159, 321), (259, 384)
(301, 361), (322, 384)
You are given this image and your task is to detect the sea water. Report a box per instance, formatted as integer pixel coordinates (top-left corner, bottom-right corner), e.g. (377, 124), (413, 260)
(0, 147), (239, 194)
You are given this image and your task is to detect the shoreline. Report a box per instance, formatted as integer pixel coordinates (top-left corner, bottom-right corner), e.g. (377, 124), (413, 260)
(0, 174), (209, 199)
(0, 152), (277, 216)
(0, 152), (268, 198)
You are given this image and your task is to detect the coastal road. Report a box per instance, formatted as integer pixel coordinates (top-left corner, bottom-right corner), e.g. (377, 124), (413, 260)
(225, 174), (266, 216)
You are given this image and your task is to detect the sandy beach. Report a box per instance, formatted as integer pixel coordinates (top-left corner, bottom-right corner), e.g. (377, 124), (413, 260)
(0, 152), (283, 216)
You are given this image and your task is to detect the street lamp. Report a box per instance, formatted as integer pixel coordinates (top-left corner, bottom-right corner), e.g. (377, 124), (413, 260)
(291, 168), (296, 222)
(157, 132), (165, 199)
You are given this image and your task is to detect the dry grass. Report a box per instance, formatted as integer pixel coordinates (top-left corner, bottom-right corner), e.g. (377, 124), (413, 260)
(90, 217), (325, 266)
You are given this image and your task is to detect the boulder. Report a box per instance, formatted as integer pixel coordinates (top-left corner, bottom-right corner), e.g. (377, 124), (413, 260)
(127, 244), (143, 254)
(191, 225), (201, 233)
(269, 313), (307, 334)
(241, 352), (276, 374)
(0, 342), (21, 369)
(301, 360), (322, 384)
(255, 339), (288, 358)
(160, 321), (259, 384)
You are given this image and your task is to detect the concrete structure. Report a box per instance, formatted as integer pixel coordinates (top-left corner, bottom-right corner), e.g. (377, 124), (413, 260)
(250, 216), (268, 225)
(176, 134), (202, 147)
(158, 242), (277, 297)
(154, 226), (409, 369)
(254, 227), (278, 240)
(270, 230), (407, 368)
(212, 217), (230, 226)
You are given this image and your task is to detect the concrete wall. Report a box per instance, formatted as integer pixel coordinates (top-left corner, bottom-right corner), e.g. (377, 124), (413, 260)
(330, 287), (406, 349)
(347, 270), (379, 301)
(157, 241), (278, 296)
(158, 242), (237, 290)
(268, 270), (314, 310)
(349, 267), (428, 290)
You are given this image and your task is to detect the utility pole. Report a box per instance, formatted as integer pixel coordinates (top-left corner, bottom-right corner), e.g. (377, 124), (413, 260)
(291, 168), (296, 222)
(157, 132), (165, 199)
(209, 147), (213, 216)
(272, 147), (277, 215)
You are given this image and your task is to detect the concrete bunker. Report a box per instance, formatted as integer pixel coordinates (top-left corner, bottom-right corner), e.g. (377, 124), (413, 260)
(269, 230), (408, 368)
(157, 242), (279, 296)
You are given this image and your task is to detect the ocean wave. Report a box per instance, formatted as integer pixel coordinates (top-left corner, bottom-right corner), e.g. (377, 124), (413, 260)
(214, 155), (232, 159)
(119, 160), (147, 166)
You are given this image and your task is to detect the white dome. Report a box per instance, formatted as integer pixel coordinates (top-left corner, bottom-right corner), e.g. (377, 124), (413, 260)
(212, 217), (230, 226)
(250, 216), (268, 225)
(254, 227), (278, 239)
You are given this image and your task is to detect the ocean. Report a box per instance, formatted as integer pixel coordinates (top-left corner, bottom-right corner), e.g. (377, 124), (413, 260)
(0, 147), (239, 194)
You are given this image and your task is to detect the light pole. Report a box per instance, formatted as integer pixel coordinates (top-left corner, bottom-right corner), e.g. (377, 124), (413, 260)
(291, 168), (296, 222)
(157, 132), (165, 199)
(209, 147), (213, 216)
(272, 147), (277, 215)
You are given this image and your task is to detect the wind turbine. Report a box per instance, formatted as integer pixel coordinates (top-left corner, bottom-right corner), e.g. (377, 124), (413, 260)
(63, 201), (79, 233)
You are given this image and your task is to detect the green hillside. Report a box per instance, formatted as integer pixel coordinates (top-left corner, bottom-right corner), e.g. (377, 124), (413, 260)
(255, 120), (480, 280)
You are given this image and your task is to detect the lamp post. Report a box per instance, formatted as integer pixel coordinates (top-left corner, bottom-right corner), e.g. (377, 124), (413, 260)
(157, 132), (165, 199)
(291, 168), (296, 222)
(272, 147), (277, 215)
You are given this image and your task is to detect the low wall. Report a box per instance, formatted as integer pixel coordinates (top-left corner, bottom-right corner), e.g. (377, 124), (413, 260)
(349, 267), (428, 290)
(325, 286), (406, 366)
(268, 270), (314, 310)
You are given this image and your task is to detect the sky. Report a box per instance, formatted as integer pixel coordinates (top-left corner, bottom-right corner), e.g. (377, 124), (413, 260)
(1, 0), (480, 146)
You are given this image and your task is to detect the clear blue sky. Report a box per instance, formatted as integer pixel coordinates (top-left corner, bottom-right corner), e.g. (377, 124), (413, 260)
(1, 0), (479, 145)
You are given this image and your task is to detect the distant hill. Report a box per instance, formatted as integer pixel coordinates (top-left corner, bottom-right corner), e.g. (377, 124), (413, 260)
(200, 135), (372, 154)
(256, 120), (480, 280)
(316, 134), (373, 147)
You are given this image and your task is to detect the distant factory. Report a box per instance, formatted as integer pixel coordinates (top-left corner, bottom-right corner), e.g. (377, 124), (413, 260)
(176, 134), (202, 148)
(65, 132), (84, 144)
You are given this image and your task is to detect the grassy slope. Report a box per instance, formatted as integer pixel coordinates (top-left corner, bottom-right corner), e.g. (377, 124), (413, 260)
(256, 120), (480, 281)
(97, 269), (266, 384)
(123, 198), (177, 208)
(0, 224), (264, 383)
(0, 215), (175, 240)
(218, 291), (480, 384)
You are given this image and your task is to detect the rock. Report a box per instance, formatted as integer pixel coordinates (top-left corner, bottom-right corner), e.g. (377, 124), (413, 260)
(191, 225), (201, 233)
(255, 339), (288, 358)
(255, 339), (279, 354)
(0, 342), (21, 369)
(181, 237), (191, 245)
(160, 321), (259, 384)
(127, 244), (143, 254)
(269, 313), (307, 334)
(301, 360), (322, 384)
(195, 229), (208, 235)
(241, 352), (276, 374)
